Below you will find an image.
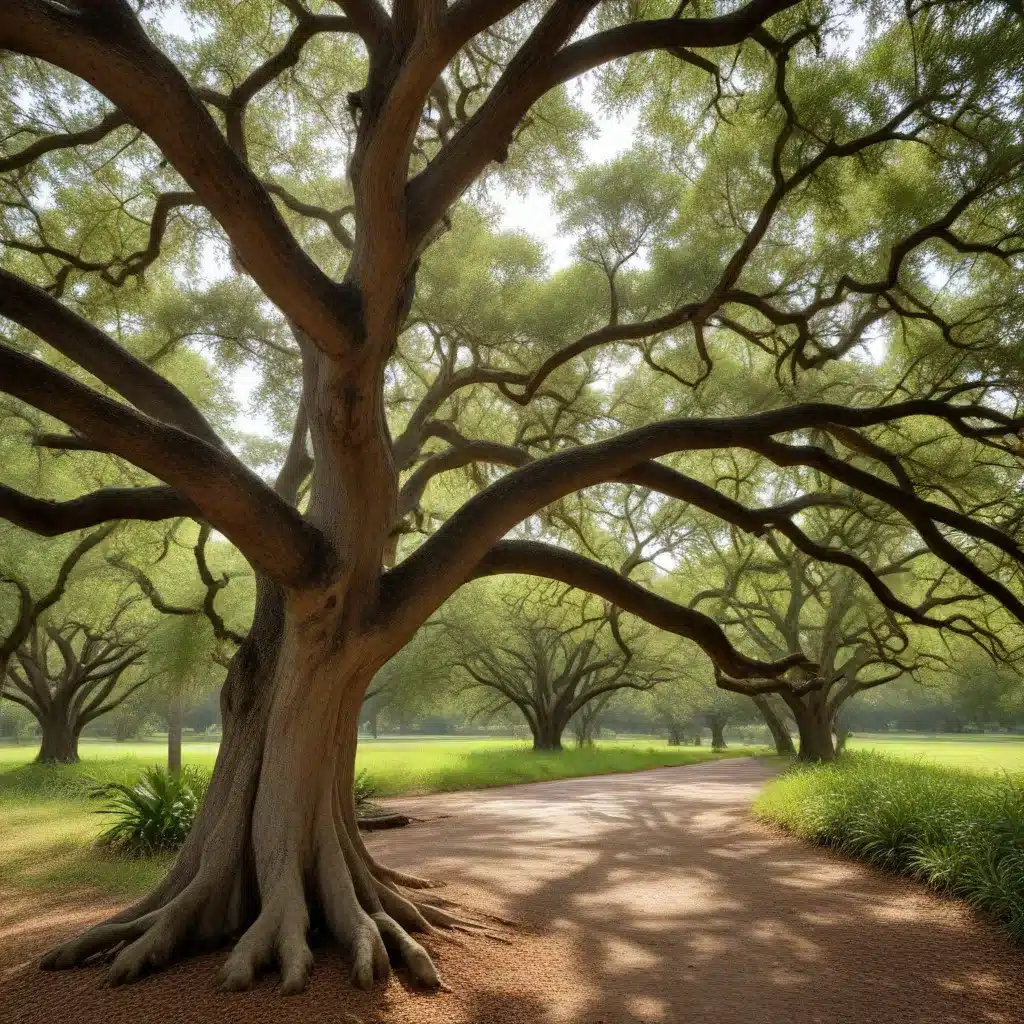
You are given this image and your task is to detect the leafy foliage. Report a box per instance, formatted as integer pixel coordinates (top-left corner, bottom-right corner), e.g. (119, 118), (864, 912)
(91, 764), (210, 857)
(353, 769), (379, 815)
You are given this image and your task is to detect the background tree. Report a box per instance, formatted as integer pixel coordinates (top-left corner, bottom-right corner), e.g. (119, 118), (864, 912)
(845, 645), (1024, 734)
(112, 523), (249, 773)
(689, 508), (966, 760)
(648, 683), (697, 746)
(1, 554), (153, 762)
(569, 691), (612, 748)
(357, 619), (457, 737)
(5, 611), (148, 763)
(0, 524), (156, 761)
(750, 694), (796, 755)
(453, 583), (669, 750)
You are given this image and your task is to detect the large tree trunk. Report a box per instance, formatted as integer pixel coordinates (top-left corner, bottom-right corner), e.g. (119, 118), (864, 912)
(752, 695), (795, 755)
(39, 277), (479, 995)
(40, 571), (464, 992)
(35, 708), (80, 764)
(167, 691), (184, 777)
(784, 690), (837, 763)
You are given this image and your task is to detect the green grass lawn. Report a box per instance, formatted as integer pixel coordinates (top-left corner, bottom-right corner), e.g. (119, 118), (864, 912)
(0, 736), (761, 898)
(847, 732), (1024, 773)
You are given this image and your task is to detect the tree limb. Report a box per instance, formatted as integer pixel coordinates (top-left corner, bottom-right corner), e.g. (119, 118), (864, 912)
(408, 0), (799, 244)
(381, 398), (1024, 634)
(0, 344), (329, 587)
(473, 540), (810, 679)
(0, 268), (225, 447)
(0, 484), (198, 537)
(1, 0), (358, 354)
(0, 108), (131, 174)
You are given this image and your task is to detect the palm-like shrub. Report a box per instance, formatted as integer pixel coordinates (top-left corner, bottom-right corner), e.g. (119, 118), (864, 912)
(354, 769), (379, 815)
(91, 765), (211, 857)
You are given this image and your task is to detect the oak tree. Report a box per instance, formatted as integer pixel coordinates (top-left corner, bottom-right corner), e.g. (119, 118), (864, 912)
(4, 0), (1024, 998)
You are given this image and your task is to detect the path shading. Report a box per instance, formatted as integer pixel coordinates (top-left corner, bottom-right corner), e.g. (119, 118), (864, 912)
(2, 758), (1021, 1023)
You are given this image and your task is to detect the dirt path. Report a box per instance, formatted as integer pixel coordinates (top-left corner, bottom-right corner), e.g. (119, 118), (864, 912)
(2, 757), (1021, 1023)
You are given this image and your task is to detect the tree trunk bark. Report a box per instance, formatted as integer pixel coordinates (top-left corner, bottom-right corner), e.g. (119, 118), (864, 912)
(531, 713), (564, 751)
(752, 695), (795, 755)
(35, 709), (79, 764)
(40, 581), (456, 994)
(167, 691), (184, 778)
(708, 715), (727, 751)
(785, 690), (837, 763)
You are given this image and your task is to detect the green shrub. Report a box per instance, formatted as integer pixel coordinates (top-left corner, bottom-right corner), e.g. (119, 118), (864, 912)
(91, 765), (211, 857)
(754, 753), (1024, 940)
(354, 769), (379, 815)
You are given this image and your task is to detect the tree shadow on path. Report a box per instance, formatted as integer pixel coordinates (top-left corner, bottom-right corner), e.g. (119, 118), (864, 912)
(371, 757), (1024, 1024)
(2, 758), (1022, 1023)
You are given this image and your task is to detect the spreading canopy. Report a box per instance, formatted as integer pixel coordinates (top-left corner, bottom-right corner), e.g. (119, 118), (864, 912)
(6, 0), (1024, 997)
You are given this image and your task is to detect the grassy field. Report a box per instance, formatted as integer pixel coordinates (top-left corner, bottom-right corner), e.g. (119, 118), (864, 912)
(0, 736), (760, 898)
(847, 733), (1024, 773)
(7, 730), (1022, 904)
(755, 753), (1024, 941)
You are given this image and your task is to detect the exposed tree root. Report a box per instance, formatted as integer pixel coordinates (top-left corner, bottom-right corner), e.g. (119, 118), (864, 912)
(40, 791), (512, 995)
(359, 843), (444, 889)
(357, 812), (413, 831)
(405, 889), (519, 929)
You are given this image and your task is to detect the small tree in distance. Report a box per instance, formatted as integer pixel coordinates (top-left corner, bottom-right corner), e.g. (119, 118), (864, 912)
(454, 585), (670, 751)
(4, 603), (148, 763)
(1, 525), (153, 762)
(111, 524), (247, 774)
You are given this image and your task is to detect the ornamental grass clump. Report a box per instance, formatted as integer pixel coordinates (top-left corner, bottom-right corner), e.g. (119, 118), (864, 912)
(754, 753), (1024, 941)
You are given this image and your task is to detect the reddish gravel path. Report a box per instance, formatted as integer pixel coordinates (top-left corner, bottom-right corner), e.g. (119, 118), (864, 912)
(2, 757), (1022, 1023)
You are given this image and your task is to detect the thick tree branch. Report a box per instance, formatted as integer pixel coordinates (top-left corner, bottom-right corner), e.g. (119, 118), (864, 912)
(398, 438), (530, 518)
(473, 540), (809, 679)
(381, 398), (1023, 634)
(0, 345), (329, 587)
(407, 0), (798, 243)
(331, 0), (391, 50)
(1, 0), (357, 354)
(715, 670), (827, 697)
(0, 484), (198, 537)
(274, 402), (313, 506)
(0, 268), (224, 447)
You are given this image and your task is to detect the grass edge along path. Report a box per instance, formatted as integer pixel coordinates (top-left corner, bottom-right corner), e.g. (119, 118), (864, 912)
(0, 740), (763, 898)
(754, 751), (1024, 943)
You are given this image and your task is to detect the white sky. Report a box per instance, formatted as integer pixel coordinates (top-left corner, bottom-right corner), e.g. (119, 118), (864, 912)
(494, 75), (639, 270)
